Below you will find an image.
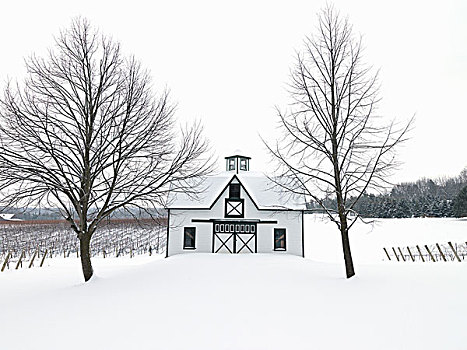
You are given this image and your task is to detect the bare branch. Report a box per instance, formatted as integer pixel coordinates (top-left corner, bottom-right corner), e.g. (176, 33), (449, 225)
(0, 17), (214, 281)
(262, 4), (412, 279)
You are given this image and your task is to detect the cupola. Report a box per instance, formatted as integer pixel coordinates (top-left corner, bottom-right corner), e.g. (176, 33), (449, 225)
(225, 152), (251, 174)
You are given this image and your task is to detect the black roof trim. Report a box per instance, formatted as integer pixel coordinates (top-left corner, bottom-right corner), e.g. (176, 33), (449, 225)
(224, 155), (251, 159)
(192, 218), (278, 224)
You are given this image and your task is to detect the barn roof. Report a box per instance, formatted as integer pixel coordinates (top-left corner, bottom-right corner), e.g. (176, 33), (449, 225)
(167, 171), (306, 210)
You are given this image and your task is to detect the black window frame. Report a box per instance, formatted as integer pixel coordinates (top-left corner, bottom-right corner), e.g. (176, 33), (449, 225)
(274, 228), (286, 251)
(229, 183), (241, 199)
(183, 227), (196, 249)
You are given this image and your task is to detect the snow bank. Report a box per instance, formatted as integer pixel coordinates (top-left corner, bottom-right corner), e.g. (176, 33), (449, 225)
(1, 217), (467, 350)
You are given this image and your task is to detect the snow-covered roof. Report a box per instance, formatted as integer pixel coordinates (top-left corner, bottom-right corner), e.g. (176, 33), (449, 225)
(167, 171), (306, 210)
(0, 213), (22, 221)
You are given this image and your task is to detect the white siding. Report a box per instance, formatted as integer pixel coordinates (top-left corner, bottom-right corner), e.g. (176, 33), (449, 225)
(167, 179), (303, 257)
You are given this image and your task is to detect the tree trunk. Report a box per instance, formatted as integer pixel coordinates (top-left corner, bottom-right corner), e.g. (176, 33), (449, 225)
(340, 220), (355, 278)
(80, 235), (93, 282)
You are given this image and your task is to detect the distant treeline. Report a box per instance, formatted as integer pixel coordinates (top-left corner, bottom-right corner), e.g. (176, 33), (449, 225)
(308, 168), (467, 218)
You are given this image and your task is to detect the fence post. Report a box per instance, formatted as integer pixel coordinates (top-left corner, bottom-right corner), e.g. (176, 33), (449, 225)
(391, 247), (400, 261)
(28, 251), (37, 268)
(448, 242), (461, 262)
(407, 247), (415, 262)
(436, 243), (447, 262)
(1, 252), (11, 272)
(416, 245), (425, 262)
(15, 251), (25, 270)
(40, 249), (48, 267)
(398, 247), (406, 262)
(425, 245), (436, 262)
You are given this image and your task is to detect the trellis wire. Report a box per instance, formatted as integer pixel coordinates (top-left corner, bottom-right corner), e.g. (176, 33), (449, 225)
(0, 219), (167, 264)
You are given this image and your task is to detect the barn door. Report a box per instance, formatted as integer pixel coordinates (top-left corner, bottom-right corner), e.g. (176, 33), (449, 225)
(236, 233), (256, 253)
(213, 232), (235, 253)
(212, 222), (256, 254)
(213, 222), (235, 253)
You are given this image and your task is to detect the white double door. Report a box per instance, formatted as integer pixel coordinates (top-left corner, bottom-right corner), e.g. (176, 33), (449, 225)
(212, 221), (256, 254)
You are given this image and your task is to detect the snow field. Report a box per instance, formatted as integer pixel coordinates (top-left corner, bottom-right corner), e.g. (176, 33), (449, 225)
(0, 216), (466, 350)
(306, 215), (467, 263)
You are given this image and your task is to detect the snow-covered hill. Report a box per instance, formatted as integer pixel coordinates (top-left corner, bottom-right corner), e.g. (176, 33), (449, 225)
(1, 217), (467, 350)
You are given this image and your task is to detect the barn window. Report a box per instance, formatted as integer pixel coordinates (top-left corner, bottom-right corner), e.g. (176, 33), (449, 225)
(274, 228), (286, 251)
(240, 158), (248, 171)
(228, 158), (236, 171)
(183, 227), (196, 249)
(229, 183), (240, 199)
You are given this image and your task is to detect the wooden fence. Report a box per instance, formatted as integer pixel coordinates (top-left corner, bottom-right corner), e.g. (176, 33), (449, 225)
(0, 219), (166, 272)
(383, 242), (467, 262)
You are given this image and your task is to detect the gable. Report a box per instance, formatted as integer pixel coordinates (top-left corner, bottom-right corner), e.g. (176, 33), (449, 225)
(167, 172), (305, 211)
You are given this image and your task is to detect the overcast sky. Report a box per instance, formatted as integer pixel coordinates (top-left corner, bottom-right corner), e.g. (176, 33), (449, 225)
(1, 0), (466, 184)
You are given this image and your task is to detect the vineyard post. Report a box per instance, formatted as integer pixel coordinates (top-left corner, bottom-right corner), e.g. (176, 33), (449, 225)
(448, 242), (461, 262)
(28, 251), (37, 268)
(406, 247), (415, 262)
(425, 245), (436, 262)
(15, 251), (25, 269)
(392, 247), (400, 262)
(397, 247), (406, 262)
(382, 247), (391, 261)
(436, 243), (447, 262)
(1, 252), (11, 272)
(40, 249), (48, 267)
(416, 245), (425, 262)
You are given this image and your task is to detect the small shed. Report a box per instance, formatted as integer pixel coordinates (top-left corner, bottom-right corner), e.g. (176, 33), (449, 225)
(166, 153), (306, 257)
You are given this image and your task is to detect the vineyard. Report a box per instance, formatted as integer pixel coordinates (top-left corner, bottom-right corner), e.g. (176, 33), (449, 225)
(0, 218), (167, 270)
(383, 241), (467, 262)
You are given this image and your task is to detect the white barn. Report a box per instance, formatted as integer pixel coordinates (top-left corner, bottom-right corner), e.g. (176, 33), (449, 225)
(166, 153), (306, 257)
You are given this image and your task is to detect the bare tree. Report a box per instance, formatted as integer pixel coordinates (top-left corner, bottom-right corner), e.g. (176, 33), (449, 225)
(264, 6), (412, 278)
(0, 18), (213, 281)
